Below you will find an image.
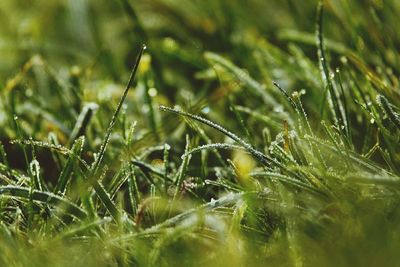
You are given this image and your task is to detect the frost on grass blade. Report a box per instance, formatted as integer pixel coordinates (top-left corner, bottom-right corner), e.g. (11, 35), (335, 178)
(0, 185), (87, 220)
(87, 45), (146, 221)
(376, 94), (400, 130)
(159, 105), (272, 167)
(54, 136), (85, 195)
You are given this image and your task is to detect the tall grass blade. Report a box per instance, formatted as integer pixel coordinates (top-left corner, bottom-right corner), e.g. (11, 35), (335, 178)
(87, 45), (145, 221)
(90, 45), (145, 175)
(316, 1), (346, 133)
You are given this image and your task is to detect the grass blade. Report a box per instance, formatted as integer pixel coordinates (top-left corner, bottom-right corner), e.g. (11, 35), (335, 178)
(204, 52), (278, 107)
(54, 136), (85, 194)
(68, 102), (99, 145)
(0, 185), (87, 220)
(87, 45), (145, 221)
(159, 106), (271, 167)
(90, 45), (145, 175)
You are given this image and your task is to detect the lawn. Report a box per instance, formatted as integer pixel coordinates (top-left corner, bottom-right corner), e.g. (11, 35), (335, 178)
(0, 0), (399, 266)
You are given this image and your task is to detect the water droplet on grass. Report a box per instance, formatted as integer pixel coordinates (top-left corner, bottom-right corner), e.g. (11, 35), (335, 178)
(202, 107), (210, 114)
(148, 88), (157, 97)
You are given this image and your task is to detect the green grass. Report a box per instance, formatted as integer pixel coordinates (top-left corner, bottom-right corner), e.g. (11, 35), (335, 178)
(1, 0), (400, 266)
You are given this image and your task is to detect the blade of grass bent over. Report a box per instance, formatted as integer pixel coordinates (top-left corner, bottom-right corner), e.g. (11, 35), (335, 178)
(159, 106), (271, 167)
(0, 185), (87, 220)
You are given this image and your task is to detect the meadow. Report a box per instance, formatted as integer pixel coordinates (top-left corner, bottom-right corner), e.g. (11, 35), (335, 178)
(0, 0), (399, 266)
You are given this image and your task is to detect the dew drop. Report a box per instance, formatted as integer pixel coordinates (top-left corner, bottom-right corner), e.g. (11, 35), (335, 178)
(202, 106), (210, 114)
(148, 88), (157, 97)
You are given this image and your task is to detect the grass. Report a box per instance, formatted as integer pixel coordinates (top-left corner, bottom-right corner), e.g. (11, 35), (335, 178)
(0, 0), (400, 266)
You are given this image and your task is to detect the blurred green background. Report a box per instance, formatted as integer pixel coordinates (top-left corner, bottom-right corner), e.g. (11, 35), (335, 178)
(1, 0), (399, 84)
